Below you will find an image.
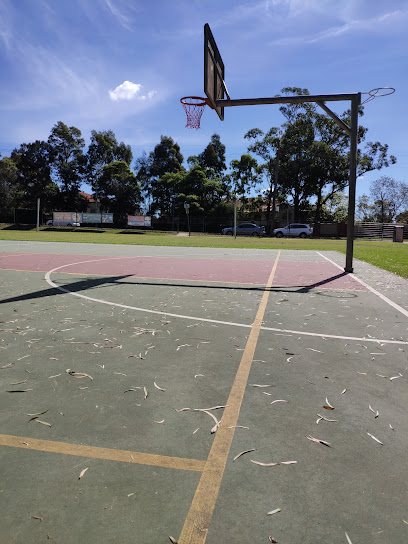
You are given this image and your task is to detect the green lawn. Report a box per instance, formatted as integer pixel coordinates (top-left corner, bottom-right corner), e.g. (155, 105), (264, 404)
(0, 226), (407, 279)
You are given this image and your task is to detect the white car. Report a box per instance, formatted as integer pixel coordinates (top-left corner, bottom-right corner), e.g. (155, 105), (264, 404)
(273, 223), (313, 238)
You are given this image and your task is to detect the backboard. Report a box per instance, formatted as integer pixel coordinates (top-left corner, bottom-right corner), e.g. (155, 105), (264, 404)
(204, 23), (228, 121)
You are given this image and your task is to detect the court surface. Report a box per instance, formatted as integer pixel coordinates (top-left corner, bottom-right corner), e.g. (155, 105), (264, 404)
(1, 241), (407, 544)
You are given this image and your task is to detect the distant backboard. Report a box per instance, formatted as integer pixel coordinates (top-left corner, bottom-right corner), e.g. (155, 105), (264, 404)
(204, 23), (228, 121)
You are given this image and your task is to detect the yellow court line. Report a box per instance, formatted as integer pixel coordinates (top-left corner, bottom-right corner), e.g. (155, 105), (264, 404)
(178, 251), (281, 544)
(0, 434), (205, 473)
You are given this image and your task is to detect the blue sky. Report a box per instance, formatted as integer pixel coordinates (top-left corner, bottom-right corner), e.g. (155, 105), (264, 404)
(1, 0), (407, 201)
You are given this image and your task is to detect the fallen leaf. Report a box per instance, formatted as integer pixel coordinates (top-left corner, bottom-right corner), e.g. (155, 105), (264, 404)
(143, 386), (148, 399)
(266, 508), (281, 515)
(154, 419), (165, 424)
(271, 399), (287, 404)
(233, 449), (255, 462)
(306, 435), (331, 447)
(24, 409), (50, 417)
(7, 389), (33, 393)
(325, 397), (334, 408)
(345, 532), (353, 544)
(250, 460), (279, 467)
(30, 515), (42, 521)
(169, 537), (178, 543)
(153, 381), (166, 392)
(341, 388), (347, 394)
(367, 432), (383, 445)
(78, 467), (89, 479)
(249, 384), (273, 388)
(35, 420), (51, 427)
(269, 538), (278, 543)
(316, 414), (337, 423)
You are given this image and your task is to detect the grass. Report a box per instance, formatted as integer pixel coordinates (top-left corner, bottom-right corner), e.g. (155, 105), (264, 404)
(1, 225), (407, 279)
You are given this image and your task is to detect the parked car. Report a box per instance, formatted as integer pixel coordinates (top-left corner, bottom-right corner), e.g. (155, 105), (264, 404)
(221, 223), (266, 237)
(46, 219), (81, 227)
(272, 223), (313, 238)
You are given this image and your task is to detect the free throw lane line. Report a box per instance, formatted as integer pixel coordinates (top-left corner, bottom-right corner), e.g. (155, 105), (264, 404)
(0, 434), (205, 473)
(178, 251), (281, 544)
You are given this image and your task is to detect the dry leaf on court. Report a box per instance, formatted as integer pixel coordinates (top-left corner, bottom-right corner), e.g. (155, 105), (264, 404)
(24, 409), (50, 417)
(367, 432), (383, 445)
(78, 467), (89, 479)
(266, 508), (281, 515)
(35, 420), (51, 427)
(153, 381), (166, 391)
(7, 389), (33, 393)
(233, 449), (255, 462)
(271, 399), (287, 404)
(169, 537), (178, 544)
(307, 435), (331, 447)
(345, 532), (353, 544)
(269, 538), (278, 543)
(250, 460), (279, 467)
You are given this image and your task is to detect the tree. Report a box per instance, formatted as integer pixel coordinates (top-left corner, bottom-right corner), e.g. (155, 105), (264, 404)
(48, 121), (85, 209)
(356, 194), (375, 222)
(244, 128), (281, 232)
(98, 161), (141, 225)
(188, 133), (226, 179)
(229, 154), (259, 197)
(369, 176), (408, 222)
(176, 166), (226, 216)
(10, 141), (59, 212)
(136, 136), (184, 215)
(275, 87), (396, 224)
(0, 155), (18, 220)
(321, 192), (349, 223)
(85, 130), (132, 210)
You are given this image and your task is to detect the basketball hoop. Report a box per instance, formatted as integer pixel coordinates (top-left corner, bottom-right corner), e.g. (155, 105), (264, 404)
(180, 96), (210, 129)
(361, 87), (395, 104)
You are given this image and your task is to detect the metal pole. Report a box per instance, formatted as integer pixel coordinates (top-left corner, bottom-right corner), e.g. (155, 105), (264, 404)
(345, 94), (360, 273)
(234, 197), (237, 239)
(36, 197), (40, 232)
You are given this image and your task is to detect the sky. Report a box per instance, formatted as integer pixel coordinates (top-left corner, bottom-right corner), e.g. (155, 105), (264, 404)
(1, 0), (407, 201)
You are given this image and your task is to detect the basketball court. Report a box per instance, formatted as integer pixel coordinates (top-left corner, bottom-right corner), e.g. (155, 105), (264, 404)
(1, 240), (408, 544)
(0, 21), (402, 544)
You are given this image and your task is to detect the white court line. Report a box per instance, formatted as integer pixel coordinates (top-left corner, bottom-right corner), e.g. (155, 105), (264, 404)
(317, 252), (408, 319)
(44, 258), (408, 345)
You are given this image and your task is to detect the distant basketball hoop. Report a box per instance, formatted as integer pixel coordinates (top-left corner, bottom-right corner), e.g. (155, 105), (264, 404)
(180, 96), (210, 129)
(361, 87), (395, 104)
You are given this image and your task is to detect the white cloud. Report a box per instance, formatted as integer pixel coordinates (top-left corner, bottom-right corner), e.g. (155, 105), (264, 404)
(108, 81), (156, 102)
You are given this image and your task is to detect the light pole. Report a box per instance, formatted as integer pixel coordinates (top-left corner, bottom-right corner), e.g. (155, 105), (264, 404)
(184, 202), (191, 236)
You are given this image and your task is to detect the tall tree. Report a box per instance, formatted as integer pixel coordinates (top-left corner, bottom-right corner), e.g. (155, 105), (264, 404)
(10, 141), (59, 212)
(244, 128), (281, 232)
(86, 130), (132, 209)
(369, 176), (408, 222)
(48, 121), (85, 209)
(188, 133), (226, 180)
(98, 161), (141, 225)
(135, 136), (184, 215)
(176, 166), (225, 216)
(0, 155), (18, 219)
(276, 87), (396, 223)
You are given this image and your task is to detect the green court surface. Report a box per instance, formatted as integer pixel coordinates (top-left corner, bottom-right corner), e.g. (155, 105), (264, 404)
(1, 241), (407, 544)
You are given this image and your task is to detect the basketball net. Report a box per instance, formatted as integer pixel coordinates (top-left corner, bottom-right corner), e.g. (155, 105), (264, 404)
(180, 96), (208, 129)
